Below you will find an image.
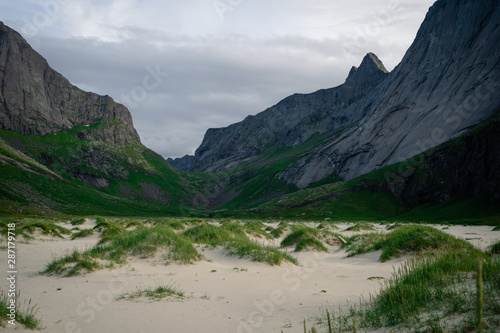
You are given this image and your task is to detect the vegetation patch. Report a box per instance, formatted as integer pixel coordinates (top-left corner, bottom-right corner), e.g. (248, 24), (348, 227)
(0, 218), (71, 239)
(0, 290), (42, 330)
(280, 224), (337, 252)
(376, 225), (482, 262)
(226, 237), (298, 265)
(491, 240), (500, 255)
(184, 222), (297, 265)
(183, 224), (232, 246)
(118, 282), (184, 301)
(270, 222), (289, 238)
(44, 225), (202, 276)
(342, 232), (386, 257)
(326, 253), (500, 332)
(70, 229), (94, 240)
(70, 218), (86, 226)
(346, 222), (376, 232)
(343, 225), (482, 262)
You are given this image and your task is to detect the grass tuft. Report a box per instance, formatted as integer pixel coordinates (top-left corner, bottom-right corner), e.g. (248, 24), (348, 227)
(346, 222), (375, 232)
(118, 281), (184, 301)
(71, 229), (94, 240)
(0, 290), (42, 329)
(45, 225), (202, 276)
(281, 225), (335, 252)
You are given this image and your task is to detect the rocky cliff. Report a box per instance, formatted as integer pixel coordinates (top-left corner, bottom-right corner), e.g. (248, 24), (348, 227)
(167, 155), (195, 172)
(0, 22), (139, 146)
(0, 22), (196, 210)
(188, 0), (500, 190)
(280, 0), (500, 187)
(190, 52), (389, 173)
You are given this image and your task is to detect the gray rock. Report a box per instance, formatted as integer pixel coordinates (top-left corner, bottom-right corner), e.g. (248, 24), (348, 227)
(191, 52), (389, 173)
(280, 0), (500, 187)
(0, 22), (139, 146)
(167, 155), (195, 171)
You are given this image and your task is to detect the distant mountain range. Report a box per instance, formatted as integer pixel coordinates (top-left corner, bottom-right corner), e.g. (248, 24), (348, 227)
(1, 0), (499, 222)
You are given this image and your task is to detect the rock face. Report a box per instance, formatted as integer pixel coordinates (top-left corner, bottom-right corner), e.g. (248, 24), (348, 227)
(0, 22), (177, 194)
(354, 113), (500, 207)
(189, 0), (500, 189)
(281, 0), (500, 187)
(191, 52), (389, 173)
(167, 155), (195, 172)
(0, 22), (139, 146)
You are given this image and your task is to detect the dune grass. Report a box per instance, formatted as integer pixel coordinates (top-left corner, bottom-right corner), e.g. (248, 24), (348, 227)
(70, 217), (86, 226)
(45, 219), (298, 276)
(345, 222), (375, 232)
(70, 228), (94, 240)
(0, 290), (42, 330)
(326, 226), (500, 332)
(118, 282), (184, 301)
(0, 218), (71, 239)
(270, 222), (289, 238)
(281, 225), (336, 252)
(183, 222), (297, 265)
(491, 240), (500, 255)
(343, 225), (483, 261)
(45, 225), (202, 276)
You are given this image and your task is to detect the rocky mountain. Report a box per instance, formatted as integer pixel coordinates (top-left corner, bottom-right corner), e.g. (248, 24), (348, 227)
(281, 0), (500, 187)
(189, 52), (389, 173)
(188, 0), (500, 191)
(0, 22), (138, 144)
(0, 21), (199, 214)
(245, 110), (500, 220)
(167, 155), (195, 172)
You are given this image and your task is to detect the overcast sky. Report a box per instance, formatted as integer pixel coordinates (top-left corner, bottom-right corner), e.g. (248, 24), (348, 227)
(1, 0), (435, 158)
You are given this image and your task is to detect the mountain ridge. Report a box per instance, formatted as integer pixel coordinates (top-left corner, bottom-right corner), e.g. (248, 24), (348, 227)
(188, 51), (390, 173)
(280, 0), (500, 187)
(185, 0), (500, 191)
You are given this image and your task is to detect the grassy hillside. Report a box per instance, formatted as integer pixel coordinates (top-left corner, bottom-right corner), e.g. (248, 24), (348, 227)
(0, 124), (201, 216)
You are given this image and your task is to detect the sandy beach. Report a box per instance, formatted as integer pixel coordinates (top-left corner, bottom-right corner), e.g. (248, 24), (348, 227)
(1, 221), (498, 333)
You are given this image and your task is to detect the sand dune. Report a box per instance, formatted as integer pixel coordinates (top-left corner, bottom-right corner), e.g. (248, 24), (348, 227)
(1, 221), (498, 333)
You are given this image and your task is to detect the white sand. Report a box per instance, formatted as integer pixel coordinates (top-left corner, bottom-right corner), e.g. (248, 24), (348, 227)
(1, 222), (498, 333)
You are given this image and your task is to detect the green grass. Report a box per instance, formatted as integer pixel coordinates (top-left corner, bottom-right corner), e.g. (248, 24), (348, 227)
(247, 190), (408, 221)
(280, 225), (334, 252)
(44, 225), (203, 276)
(376, 225), (483, 262)
(153, 218), (186, 230)
(346, 222), (375, 231)
(295, 238), (328, 252)
(71, 229), (94, 240)
(0, 218), (71, 239)
(0, 290), (42, 330)
(396, 193), (500, 225)
(329, 255), (500, 332)
(343, 225), (483, 262)
(70, 218), (86, 226)
(325, 226), (500, 332)
(183, 222), (297, 265)
(183, 224), (232, 246)
(342, 232), (386, 257)
(226, 237), (298, 265)
(270, 222), (289, 238)
(118, 282), (184, 301)
(491, 240), (500, 255)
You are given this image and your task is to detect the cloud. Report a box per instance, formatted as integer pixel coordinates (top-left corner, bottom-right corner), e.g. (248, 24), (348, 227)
(1, 0), (436, 158)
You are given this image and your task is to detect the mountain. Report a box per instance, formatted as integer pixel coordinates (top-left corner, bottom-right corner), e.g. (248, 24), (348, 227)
(0, 0), (499, 221)
(190, 52), (389, 173)
(0, 21), (201, 215)
(167, 155), (195, 172)
(189, 0), (500, 191)
(280, 0), (500, 187)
